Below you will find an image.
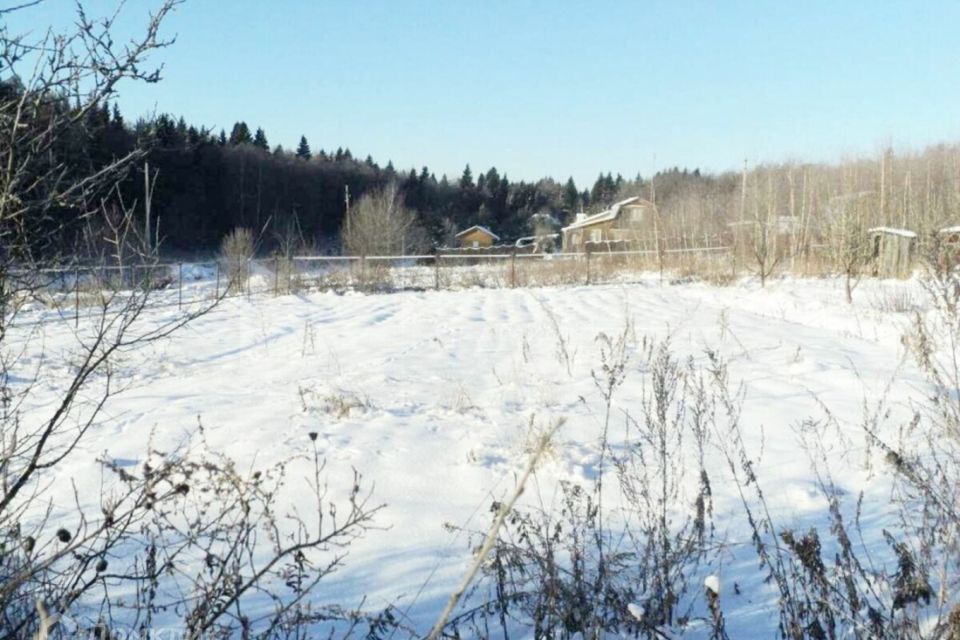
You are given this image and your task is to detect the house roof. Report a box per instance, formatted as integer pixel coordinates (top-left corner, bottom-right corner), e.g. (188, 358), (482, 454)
(868, 227), (917, 238)
(561, 196), (652, 232)
(940, 225), (960, 234)
(455, 225), (500, 241)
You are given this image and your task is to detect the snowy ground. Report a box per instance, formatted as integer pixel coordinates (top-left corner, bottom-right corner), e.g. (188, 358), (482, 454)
(13, 274), (934, 636)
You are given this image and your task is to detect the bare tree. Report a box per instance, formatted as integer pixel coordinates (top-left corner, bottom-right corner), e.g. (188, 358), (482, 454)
(0, 4), (387, 637)
(340, 182), (427, 256)
(827, 191), (875, 303)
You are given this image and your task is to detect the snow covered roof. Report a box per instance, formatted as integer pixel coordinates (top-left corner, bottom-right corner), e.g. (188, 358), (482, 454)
(455, 225), (500, 241)
(561, 196), (651, 232)
(515, 233), (559, 248)
(868, 227), (917, 238)
(940, 226), (960, 234)
(530, 212), (561, 229)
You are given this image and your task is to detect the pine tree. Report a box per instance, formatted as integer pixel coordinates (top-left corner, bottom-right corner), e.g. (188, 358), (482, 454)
(590, 173), (605, 207)
(459, 164), (474, 190)
(484, 167), (500, 196)
(111, 103), (124, 127)
(253, 127), (269, 151)
(563, 177), (579, 212)
(296, 135), (312, 160)
(228, 121), (252, 145)
(217, 129), (227, 146)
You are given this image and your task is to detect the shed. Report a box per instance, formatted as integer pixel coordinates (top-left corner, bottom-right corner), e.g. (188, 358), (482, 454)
(936, 225), (960, 267)
(868, 227), (917, 278)
(940, 225), (960, 245)
(561, 197), (655, 252)
(455, 225), (500, 249)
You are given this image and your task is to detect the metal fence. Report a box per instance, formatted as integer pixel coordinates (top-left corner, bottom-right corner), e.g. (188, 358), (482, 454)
(6, 246), (741, 327)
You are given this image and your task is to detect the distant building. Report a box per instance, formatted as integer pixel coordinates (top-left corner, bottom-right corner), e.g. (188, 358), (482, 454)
(868, 227), (917, 278)
(455, 225), (500, 249)
(940, 225), (960, 245)
(561, 197), (655, 252)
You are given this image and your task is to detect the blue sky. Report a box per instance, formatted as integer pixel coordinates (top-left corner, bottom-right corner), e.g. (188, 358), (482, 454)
(11, 0), (960, 187)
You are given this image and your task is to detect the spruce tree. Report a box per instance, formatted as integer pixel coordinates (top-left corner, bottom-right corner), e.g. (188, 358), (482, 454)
(563, 177), (579, 212)
(228, 121), (252, 145)
(253, 127), (269, 151)
(296, 135), (312, 160)
(459, 164), (474, 190)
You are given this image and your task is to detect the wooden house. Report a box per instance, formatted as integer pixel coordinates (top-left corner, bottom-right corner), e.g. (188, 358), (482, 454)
(869, 227), (917, 278)
(455, 225), (500, 249)
(561, 197), (656, 252)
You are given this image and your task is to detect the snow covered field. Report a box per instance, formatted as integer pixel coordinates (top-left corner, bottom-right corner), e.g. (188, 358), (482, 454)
(14, 275), (936, 636)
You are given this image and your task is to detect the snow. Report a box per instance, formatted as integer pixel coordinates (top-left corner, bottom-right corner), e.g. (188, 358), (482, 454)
(868, 226), (918, 238)
(704, 575), (720, 596)
(11, 274), (937, 636)
(561, 196), (647, 231)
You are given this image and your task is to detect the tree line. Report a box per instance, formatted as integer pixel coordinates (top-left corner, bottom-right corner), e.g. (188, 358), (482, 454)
(46, 94), (733, 255)
(9, 76), (960, 261)
(79, 106), (572, 252)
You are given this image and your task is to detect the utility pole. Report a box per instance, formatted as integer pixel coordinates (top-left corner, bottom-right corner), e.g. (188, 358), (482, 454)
(650, 153), (657, 205)
(739, 158), (747, 225)
(344, 184), (351, 240)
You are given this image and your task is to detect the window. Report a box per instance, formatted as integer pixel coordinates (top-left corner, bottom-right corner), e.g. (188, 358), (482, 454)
(472, 240), (479, 248)
(590, 228), (602, 243)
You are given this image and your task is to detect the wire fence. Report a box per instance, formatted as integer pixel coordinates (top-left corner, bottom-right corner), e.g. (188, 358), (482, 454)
(5, 244), (847, 327)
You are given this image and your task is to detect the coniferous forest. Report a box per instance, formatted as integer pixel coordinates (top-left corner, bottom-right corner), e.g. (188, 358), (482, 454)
(58, 98), (720, 255)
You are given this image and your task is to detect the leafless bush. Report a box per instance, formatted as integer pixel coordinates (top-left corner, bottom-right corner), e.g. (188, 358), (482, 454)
(2, 428), (390, 639)
(220, 226), (256, 293)
(871, 285), (919, 314)
(341, 183), (428, 257)
(712, 306), (959, 640)
(445, 337), (723, 639)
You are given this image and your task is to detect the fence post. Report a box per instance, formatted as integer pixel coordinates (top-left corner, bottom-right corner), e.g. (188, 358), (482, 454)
(585, 250), (591, 285)
(510, 251), (516, 288)
(287, 257), (293, 293)
(273, 257), (279, 296)
(74, 265), (80, 327)
(361, 255), (366, 292)
(178, 262), (183, 309)
(434, 254), (440, 290)
(215, 261), (221, 299)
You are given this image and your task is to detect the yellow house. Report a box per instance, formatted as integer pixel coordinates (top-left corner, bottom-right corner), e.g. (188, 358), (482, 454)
(561, 196), (655, 252)
(456, 225), (500, 249)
